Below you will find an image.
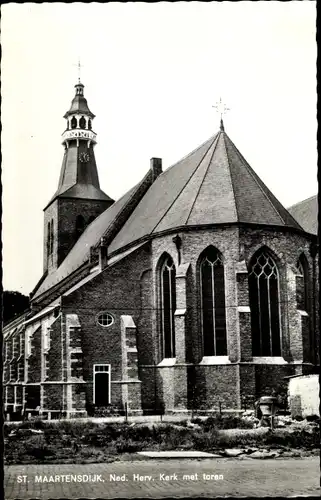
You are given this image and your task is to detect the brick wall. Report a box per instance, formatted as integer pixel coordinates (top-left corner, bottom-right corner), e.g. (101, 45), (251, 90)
(62, 244), (152, 408)
(47, 316), (62, 381)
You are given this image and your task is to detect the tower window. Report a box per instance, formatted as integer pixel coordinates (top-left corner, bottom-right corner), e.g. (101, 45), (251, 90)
(159, 254), (176, 358)
(71, 116), (77, 129)
(79, 116), (86, 129)
(248, 249), (281, 356)
(88, 119), (92, 130)
(47, 222), (51, 257)
(75, 215), (85, 238)
(199, 247), (227, 356)
(50, 219), (54, 255)
(47, 220), (54, 258)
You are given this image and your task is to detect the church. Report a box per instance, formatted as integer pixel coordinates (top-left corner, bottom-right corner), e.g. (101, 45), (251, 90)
(3, 81), (319, 420)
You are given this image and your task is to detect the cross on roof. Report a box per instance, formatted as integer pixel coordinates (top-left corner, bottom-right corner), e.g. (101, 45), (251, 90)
(73, 59), (83, 83)
(212, 97), (230, 132)
(212, 97), (230, 119)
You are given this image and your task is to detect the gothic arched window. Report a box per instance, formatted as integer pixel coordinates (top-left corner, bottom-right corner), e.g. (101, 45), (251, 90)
(296, 254), (309, 312)
(79, 116), (86, 129)
(200, 247), (227, 356)
(248, 249), (281, 356)
(160, 255), (176, 358)
(75, 215), (85, 238)
(71, 116), (77, 129)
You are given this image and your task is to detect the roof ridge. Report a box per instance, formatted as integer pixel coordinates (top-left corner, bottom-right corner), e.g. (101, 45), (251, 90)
(221, 133), (239, 222)
(156, 133), (219, 180)
(152, 135), (218, 234)
(288, 194), (317, 209)
(185, 134), (221, 225)
(224, 134), (289, 227)
(100, 170), (154, 245)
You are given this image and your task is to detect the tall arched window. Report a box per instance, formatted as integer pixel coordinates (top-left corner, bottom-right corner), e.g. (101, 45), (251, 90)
(160, 255), (176, 358)
(71, 116), (77, 129)
(88, 119), (92, 130)
(296, 253), (313, 361)
(200, 247), (227, 356)
(296, 254), (309, 312)
(248, 249), (281, 356)
(75, 215), (85, 238)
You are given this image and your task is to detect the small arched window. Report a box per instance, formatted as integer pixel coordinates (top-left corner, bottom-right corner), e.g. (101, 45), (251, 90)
(79, 116), (86, 129)
(248, 249), (281, 356)
(75, 215), (85, 238)
(200, 247), (227, 356)
(160, 255), (176, 358)
(88, 119), (92, 130)
(71, 116), (77, 129)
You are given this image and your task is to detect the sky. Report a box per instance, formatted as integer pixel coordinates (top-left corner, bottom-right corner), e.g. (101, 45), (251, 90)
(1, 2), (317, 296)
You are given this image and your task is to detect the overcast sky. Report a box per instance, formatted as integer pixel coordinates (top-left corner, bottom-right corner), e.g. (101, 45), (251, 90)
(2, 2), (317, 296)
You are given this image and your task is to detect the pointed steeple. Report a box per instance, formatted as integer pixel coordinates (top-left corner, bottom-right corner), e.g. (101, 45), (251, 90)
(43, 81), (114, 273)
(46, 81), (113, 206)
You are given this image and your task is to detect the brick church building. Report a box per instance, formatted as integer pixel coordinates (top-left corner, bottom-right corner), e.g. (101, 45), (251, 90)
(3, 81), (319, 419)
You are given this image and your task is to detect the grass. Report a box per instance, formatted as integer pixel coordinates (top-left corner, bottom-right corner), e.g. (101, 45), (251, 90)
(4, 416), (319, 464)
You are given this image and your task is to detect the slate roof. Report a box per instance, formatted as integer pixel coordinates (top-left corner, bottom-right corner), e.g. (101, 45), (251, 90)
(287, 195), (318, 235)
(45, 145), (113, 208)
(33, 124), (305, 300)
(33, 182), (140, 298)
(108, 127), (302, 254)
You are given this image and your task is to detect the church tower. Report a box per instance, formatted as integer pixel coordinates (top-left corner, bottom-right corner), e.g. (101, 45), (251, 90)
(43, 81), (114, 274)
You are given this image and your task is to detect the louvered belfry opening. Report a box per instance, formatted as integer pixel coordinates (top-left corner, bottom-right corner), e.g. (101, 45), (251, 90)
(248, 249), (281, 356)
(200, 247), (227, 356)
(160, 255), (176, 358)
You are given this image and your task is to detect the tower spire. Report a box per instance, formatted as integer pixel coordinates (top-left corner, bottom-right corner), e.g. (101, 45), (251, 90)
(77, 59), (82, 84)
(43, 80), (114, 273)
(73, 59), (83, 84)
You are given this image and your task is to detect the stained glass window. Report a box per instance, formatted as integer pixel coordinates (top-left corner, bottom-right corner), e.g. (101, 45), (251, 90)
(200, 247), (227, 356)
(160, 255), (176, 358)
(249, 250), (281, 356)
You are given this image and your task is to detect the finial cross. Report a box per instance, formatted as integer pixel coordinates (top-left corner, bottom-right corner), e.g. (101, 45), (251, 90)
(212, 97), (230, 120)
(73, 59), (83, 83)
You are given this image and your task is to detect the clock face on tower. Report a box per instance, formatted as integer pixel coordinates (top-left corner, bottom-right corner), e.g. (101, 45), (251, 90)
(79, 152), (90, 163)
